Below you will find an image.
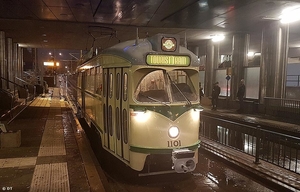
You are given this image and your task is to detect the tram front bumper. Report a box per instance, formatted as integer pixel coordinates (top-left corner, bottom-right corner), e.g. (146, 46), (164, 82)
(172, 148), (196, 173)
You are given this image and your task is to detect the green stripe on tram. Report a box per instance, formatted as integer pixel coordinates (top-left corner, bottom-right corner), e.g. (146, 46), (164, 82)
(130, 141), (200, 154)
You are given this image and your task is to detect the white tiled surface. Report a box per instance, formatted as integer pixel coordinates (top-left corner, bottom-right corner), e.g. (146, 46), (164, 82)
(30, 89), (70, 191)
(29, 163), (70, 192)
(0, 157), (37, 168)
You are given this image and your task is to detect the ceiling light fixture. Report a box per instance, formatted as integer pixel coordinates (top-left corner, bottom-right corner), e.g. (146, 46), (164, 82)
(211, 34), (225, 42)
(280, 6), (300, 24)
(247, 52), (254, 57)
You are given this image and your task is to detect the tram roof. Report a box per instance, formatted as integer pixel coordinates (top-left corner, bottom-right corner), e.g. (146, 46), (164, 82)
(100, 35), (200, 67)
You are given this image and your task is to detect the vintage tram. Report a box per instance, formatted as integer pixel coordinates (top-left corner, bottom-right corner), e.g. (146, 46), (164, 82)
(74, 33), (203, 175)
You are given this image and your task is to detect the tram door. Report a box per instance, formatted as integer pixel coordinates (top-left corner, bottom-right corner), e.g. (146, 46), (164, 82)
(103, 67), (129, 160)
(80, 71), (86, 117)
(115, 68), (129, 161)
(115, 68), (122, 157)
(103, 68), (115, 152)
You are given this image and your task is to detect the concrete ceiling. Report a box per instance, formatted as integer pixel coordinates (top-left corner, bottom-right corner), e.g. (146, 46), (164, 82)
(0, 0), (300, 56)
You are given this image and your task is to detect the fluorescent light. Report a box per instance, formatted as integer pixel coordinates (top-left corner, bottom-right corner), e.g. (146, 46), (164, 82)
(280, 6), (300, 24)
(211, 35), (225, 42)
(80, 66), (93, 70)
(247, 52), (254, 57)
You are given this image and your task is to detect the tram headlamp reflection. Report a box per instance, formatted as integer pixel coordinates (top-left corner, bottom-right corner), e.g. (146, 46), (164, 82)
(193, 105), (203, 112)
(131, 109), (150, 123)
(191, 106), (202, 121)
(169, 126), (179, 138)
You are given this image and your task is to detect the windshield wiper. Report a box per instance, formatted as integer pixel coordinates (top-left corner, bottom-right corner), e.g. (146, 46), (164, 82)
(138, 92), (170, 107)
(167, 73), (192, 106)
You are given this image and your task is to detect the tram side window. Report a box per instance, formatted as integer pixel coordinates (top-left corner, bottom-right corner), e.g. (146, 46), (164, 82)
(85, 68), (95, 93)
(122, 109), (128, 144)
(135, 70), (169, 102)
(90, 68), (95, 93)
(108, 105), (113, 136)
(103, 73), (107, 96)
(116, 73), (121, 100)
(123, 73), (128, 101)
(116, 107), (120, 140)
(95, 67), (102, 95)
(86, 69), (91, 91)
(109, 73), (113, 98)
(78, 73), (82, 88)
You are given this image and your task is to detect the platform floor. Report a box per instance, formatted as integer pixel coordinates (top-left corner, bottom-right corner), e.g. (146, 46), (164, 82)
(0, 88), (106, 192)
(1, 85), (300, 191)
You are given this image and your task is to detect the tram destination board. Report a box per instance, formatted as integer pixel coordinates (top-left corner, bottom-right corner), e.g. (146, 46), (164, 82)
(146, 54), (190, 66)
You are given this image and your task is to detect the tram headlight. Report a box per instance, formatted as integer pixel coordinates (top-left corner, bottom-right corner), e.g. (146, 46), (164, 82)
(191, 110), (200, 121)
(131, 108), (150, 123)
(191, 105), (203, 121)
(169, 126), (179, 138)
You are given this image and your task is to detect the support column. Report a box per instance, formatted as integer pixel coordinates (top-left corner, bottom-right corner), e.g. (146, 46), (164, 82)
(34, 48), (37, 73)
(7, 38), (13, 90)
(281, 25), (289, 99)
(13, 43), (18, 83)
(0, 31), (5, 89)
(213, 43), (220, 70)
(194, 46), (199, 57)
(230, 33), (249, 100)
(260, 21), (289, 103)
(204, 41), (214, 97)
(17, 46), (23, 78)
(204, 41), (220, 97)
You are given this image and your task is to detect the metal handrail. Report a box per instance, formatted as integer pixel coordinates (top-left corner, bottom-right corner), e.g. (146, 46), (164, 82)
(286, 75), (300, 87)
(200, 113), (300, 174)
(265, 97), (300, 102)
(1, 76), (24, 88)
(15, 77), (37, 97)
(0, 77), (34, 124)
(15, 76), (38, 86)
(264, 97), (300, 118)
(0, 88), (15, 122)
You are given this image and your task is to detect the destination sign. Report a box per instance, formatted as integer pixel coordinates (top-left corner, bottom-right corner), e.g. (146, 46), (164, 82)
(146, 55), (190, 66)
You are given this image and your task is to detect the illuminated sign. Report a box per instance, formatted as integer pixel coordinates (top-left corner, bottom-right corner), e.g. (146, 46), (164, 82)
(43, 62), (59, 66)
(162, 37), (176, 52)
(44, 62), (54, 66)
(146, 55), (190, 66)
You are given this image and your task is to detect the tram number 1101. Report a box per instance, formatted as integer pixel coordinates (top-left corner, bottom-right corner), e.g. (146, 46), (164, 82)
(167, 140), (181, 147)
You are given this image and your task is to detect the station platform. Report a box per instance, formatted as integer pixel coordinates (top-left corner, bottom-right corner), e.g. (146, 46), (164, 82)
(200, 107), (300, 192)
(1, 85), (299, 191)
(0, 87), (108, 192)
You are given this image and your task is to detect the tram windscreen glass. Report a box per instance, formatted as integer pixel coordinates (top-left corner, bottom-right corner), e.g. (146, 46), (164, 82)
(135, 70), (169, 102)
(167, 70), (197, 102)
(146, 55), (190, 66)
(135, 70), (197, 103)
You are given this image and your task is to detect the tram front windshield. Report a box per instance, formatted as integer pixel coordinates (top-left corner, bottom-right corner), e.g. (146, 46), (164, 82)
(135, 70), (197, 103)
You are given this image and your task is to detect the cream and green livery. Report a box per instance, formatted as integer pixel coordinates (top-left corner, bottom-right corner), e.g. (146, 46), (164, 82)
(76, 33), (203, 175)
